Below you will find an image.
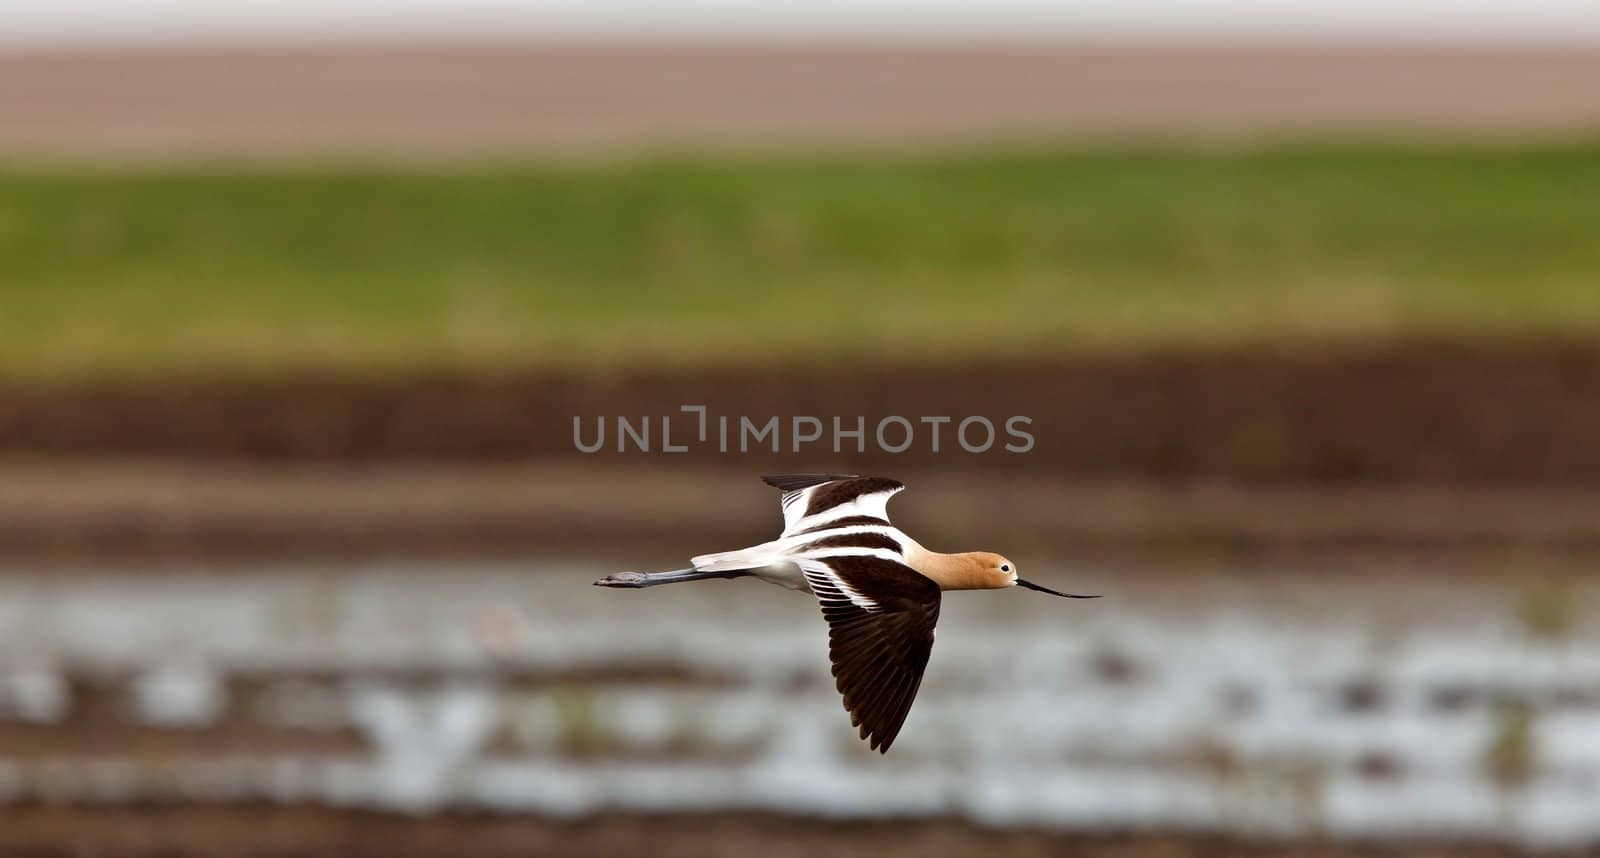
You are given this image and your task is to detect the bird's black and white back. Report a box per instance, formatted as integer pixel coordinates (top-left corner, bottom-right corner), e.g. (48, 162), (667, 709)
(764, 473), (906, 535)
(690, 474), (916, 574)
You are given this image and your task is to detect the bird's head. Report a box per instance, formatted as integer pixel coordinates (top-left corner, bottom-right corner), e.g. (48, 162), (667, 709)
(969, 552), (1100, 599)
(966, 551), (1020, 589)
(930, 552), (1100, 598)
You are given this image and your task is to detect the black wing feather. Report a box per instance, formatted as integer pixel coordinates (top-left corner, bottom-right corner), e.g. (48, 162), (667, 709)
(762, 474), (859, 492)
(805, 555), (941, 753)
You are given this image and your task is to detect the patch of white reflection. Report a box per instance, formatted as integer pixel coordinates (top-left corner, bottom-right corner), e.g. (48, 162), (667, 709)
(132, 660), (226, 727)
(0, 662), (68, 723)
(348, 681), (498, 811)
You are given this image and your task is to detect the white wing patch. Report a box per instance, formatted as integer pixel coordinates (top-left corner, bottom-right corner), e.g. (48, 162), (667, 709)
(799, 559), (881, 613)
(780, 483), (905, 536)
(778, 488), (813, 533)
(801, 486), (903, 528)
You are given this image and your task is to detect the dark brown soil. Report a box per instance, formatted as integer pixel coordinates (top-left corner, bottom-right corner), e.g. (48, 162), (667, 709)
(0, 807), (1579, 858)
(5, 342), (1600, 483)
(9, 342), (1600, 565)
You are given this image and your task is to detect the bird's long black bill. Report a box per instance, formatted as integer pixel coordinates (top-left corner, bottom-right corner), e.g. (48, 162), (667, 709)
(1016, 579), (1101, 599)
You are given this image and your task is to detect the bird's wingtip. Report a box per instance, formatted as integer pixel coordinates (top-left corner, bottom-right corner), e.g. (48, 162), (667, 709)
(762, 473), (859, 492)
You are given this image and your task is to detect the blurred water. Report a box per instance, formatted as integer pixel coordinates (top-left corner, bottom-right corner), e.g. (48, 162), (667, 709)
(0, 563), (1595, 846)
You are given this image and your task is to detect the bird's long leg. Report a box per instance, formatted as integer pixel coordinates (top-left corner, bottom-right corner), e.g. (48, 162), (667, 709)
(593, 568), (750, 588)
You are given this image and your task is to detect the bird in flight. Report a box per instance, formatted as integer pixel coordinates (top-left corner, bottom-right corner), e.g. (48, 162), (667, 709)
(594, 474), (1098, 752)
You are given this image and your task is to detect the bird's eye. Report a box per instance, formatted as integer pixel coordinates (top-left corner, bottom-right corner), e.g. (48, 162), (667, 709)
(1000, 564), (1011, 572)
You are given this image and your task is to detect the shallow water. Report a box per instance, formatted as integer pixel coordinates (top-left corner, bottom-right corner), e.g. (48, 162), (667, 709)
(0, 563), (1596, 846)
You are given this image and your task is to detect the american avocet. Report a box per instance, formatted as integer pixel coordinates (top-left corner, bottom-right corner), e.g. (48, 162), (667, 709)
(595, 474), (1097, 752)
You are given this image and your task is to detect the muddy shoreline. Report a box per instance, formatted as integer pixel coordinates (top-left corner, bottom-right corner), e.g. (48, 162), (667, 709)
(5, 343), (1600, 481)
(8, 462), (1600, 567)
(7, 343), (1600, 564)
(0, 807), (1576, 857)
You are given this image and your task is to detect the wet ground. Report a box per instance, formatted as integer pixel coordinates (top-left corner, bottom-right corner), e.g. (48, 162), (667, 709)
(5, 343), (1600, 853)
(0, 565), (1596, 853)
(7, 344), (1600, 565)
(9, 463), (1600, 566)
(1, 808), (1587, 858)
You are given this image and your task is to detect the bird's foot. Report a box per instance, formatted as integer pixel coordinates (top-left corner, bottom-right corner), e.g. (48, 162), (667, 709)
(594, 571), (649, 588)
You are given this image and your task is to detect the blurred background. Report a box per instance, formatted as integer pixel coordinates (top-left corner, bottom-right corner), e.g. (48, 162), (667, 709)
(3, 2), (1600, 855)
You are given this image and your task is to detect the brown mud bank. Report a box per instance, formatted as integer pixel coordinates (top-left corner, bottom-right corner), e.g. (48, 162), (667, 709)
(0, 807), (1580, 858)
(9, 342), (1600, 565)
(4, 342), (1600, 482)
(8, 463), (1600, 567)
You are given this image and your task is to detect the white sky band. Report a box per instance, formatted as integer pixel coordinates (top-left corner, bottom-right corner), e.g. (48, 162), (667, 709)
(11, 1), (1600, 47)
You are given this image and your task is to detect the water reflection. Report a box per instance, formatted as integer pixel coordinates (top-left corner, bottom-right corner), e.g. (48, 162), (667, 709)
(0, 565), (1595, 847)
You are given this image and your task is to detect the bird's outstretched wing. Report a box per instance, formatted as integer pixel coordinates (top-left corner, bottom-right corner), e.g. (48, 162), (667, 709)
(763, 474), (906, 537)
(799, 553), (940, 753)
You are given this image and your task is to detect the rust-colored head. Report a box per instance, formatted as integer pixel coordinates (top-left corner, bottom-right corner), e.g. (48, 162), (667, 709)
(917, 551), (1017, 590)
(914, 550), (1099, 598)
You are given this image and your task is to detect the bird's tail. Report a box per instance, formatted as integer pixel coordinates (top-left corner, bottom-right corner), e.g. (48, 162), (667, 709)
(690, 543), (783, 572)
